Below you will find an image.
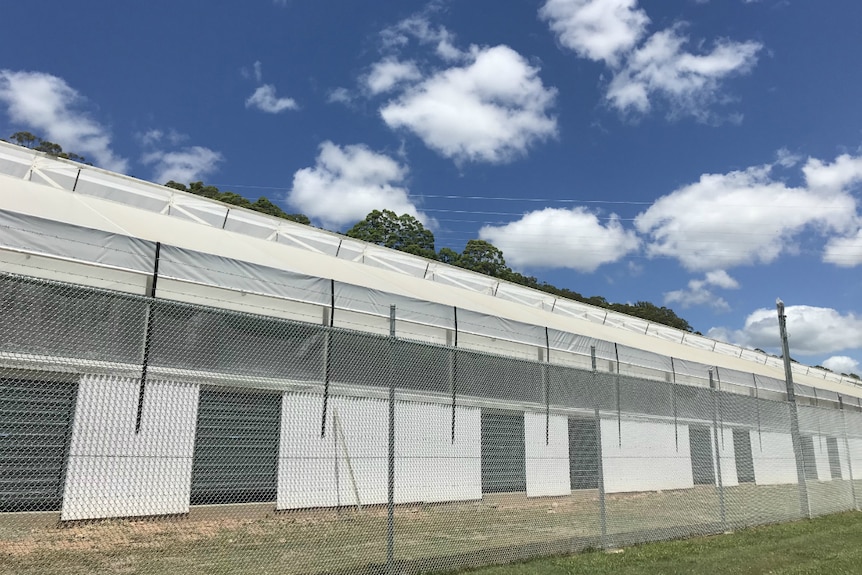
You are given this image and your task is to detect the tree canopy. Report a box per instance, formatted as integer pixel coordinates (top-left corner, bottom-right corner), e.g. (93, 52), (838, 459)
(457, 240), (509, 277)
(344, 209), (694, 333)
(345, 210), (436, 260)
(9, 131), (88, 163)
(165, 181), (310, 225)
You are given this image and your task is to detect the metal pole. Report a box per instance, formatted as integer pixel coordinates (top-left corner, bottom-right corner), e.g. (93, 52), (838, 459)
(321, 280), (335, 438)
(592, 346), (607, 547)
(545, 327), (550, 446)
(671, 358), (678, 451)
(777, 299), (811, 518)
(710, 369), (726, 531)
(387, 304), (396, 574)
(839, 399), (859, 511)
(136, 241), (161, 434)
(451, 307), (458, 444)
(614, 343), (621, 448)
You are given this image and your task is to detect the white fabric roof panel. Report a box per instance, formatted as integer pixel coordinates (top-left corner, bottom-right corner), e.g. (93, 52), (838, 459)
(547, 330), (616, 362)
(755, 374), (787, 393)
(739, 348), (768, 364)
(646, 323), (686, 344)
(672, 358), (714, 382)
(457, 308), (546, 348)
(334, 283), (454, 330)
(715, 366), (756, 389)
(815, 388), (840, 402)
(0, 210), (156, 274)
(360, 246), (431, 279)
(494, 282), (556, 311)
(0, 145), (34, 179)
(428, 264), (498, 295)
(0, 149), (860, 398)
(159, 245), (331, 308)
(551, 298), (609, 325)
(617, 344), (674, 373)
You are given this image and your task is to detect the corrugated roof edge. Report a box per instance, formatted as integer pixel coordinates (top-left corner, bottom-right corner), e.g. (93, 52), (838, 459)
(0, 140), (858, 389)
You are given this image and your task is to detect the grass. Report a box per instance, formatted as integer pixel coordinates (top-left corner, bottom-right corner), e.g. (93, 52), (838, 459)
(450, 511), (862, 575)
(0, 483), (859, 575)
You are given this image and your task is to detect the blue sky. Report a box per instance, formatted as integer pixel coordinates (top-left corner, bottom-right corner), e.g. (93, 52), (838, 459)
(1, 0), (860, 373)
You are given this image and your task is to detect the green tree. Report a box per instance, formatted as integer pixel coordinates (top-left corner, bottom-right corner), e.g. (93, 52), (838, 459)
(34, 140), (64, 156)
(10, 131), (37, 148)
(251, 197), (311, 224)
(456, 239), (511, 277)
(165, 180), (310, 225)
(8, 131), (89, 163)
(609, 301), (692, 332)
(346, 210), (437, 260)
(437, 247), (460, 266)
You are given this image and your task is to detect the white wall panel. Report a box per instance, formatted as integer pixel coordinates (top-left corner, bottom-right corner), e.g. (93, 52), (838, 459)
(601, 418), (694, 493)
(451, 407), (482, 502)
(717, 427), (739, 488)
(61, 375), (198, 520)
(278, 394), (387, 510)
(524, 413), (570, 497)
(812, 436), (831, 481)
(847, 438), (862, 479)
(837, 437), (852, 480)
(396, 402), (481, 503)
(751, 431), (798, 485)
(278, 394), (481, 510)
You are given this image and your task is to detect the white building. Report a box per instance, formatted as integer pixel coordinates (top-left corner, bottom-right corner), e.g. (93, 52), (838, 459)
(0, 141), (859, 522)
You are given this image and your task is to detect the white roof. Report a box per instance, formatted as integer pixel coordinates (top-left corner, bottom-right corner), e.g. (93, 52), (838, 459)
(0, 140), (858, 398)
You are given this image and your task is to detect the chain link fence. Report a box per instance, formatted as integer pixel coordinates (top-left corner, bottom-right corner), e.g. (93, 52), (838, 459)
(1, 271), (861, 575)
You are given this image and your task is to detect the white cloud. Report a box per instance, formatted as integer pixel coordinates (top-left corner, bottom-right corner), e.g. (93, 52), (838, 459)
(539, 0), (650, 66)
(664, 270), (738, 310)
(539, 1), (762, 120)
(240, 60), (265, 82)
(803, 152), (862, 191)
(821, 355), (860, 375)
(0, 69), (128, 172)
(707, 305), (862, 356)
(328, 87), (354, 105)
(606, 27), (762, 119)
(380, 45), (557, 164)
(139, 129), (164, 147)
(478, 207), (639, 272)
(288, 141), (423, 229)
(775, 147), (801, 168)
(795, 152), (862, 267)
(635, 157), (859, 271)
(824, 228), (862, 267)
(381, 14), (463, 61)
(365, 58), (422, 95)
(137, 129), (187, 147)
(245, 84), (298, 113)
(704, 269), (739, 289)
(142, 146), (223, 184)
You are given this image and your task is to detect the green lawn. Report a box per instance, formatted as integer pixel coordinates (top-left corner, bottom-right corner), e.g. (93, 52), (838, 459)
(450, 511), (862, 575)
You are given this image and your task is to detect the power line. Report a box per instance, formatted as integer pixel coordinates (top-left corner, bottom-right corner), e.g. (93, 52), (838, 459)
(211, 182), (853, 210)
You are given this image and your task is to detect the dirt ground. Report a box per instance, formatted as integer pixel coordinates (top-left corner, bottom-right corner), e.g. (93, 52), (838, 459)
(1, 483), (857, 575)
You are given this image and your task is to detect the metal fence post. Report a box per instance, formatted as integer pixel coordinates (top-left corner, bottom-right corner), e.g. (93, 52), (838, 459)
(387, 304), (396, 574)
(839, 400), (859, 511)
(136, 241), (161, 434)
(710, 369), (727, 531)
(777, 300), (811, 518)
(591, 346), (607, 548)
